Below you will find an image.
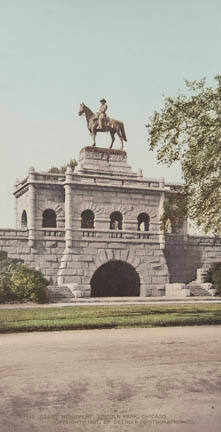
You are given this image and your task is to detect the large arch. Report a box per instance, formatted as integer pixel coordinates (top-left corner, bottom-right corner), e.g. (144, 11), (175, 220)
(90, 260), (140, 297)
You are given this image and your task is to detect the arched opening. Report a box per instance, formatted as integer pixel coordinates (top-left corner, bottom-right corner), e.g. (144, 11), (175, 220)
(81, 210), (94, 228)
(42, 209), (57, 228)
(110, 211), (123, 230)
(137, 213), (149, 231)
(21, 210), (27, 228)
(91, 260), (140, 297)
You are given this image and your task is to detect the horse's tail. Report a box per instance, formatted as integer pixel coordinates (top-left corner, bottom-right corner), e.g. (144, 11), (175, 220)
(120, 122), (127, 142)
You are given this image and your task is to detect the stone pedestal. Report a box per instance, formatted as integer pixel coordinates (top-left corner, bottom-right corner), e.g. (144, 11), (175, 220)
(76, 146), (138, 178)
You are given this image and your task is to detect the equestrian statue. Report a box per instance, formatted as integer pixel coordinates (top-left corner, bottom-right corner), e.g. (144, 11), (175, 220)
(78, 99), (127, 150)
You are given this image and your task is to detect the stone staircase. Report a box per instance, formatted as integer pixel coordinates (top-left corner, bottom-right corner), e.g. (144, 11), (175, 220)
(47, 286), (75, 303)
(187, 268), (216, 297)
(188, 282), (213, 297)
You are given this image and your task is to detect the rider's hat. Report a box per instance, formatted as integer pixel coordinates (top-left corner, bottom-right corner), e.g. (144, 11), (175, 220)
(100, 98), (106, 103)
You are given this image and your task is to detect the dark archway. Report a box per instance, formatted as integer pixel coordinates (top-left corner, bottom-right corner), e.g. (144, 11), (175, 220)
(110, 211), (123, 230)
(81, 210), (94, 228)
(137, 212), (150, 231)
(42, 209), (57, 228)
(91, 260), (140, 297)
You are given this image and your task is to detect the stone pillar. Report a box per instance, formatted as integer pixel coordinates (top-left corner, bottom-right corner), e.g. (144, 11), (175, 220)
(65, 166), (73, 248)
(159, 178), (165, 249)
(95, 217), (108, 231)
(28, 167), (36, 248)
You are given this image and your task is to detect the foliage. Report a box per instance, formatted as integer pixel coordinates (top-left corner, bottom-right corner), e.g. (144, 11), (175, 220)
(206, 263), (221, 296)
(0, 251), (48, 303)
(0, 251), (23, 273)
(0, 252), (23, 303)
(161, 189), (187, 233)
(147, 75), (221, 234)
(0, 273), (16, 303)
(48, 159), (77, 174)
(10, 265), (49, 303)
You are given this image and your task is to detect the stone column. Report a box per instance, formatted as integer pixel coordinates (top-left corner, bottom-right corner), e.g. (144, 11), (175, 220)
(159, 178), (165, 249)
(65, 166), (73, 248)
(95, 217), (109, 231)
(28, 167), (36, 248)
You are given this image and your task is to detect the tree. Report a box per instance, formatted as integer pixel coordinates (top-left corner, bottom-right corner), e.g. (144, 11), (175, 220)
(147, 75), (221, 234)
(160, 190), (187, 233)
(48, 159), (77, 174)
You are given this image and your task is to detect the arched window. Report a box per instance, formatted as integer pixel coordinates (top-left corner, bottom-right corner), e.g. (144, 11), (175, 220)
(137, 213), (150, 231)
(42, 209), (57, 228)
(110, 211), (123, 230)
(21, 210), (27, 228)
(81, 210), (94, 229)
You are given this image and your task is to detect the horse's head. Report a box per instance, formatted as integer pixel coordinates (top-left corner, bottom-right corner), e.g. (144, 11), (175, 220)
(78, 102), (85, 116)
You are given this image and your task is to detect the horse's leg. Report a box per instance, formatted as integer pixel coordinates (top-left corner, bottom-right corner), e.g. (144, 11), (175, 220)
(91, 129), (96, 147)
(116, 128), (124, 150)
(109, 130), (115, 148)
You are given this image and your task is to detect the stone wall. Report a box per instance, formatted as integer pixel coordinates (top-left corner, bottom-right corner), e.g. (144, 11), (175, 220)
(71, 185), (161, 232)
(15, 187), (29, 229)
(35, 184), (65, 230)
(165, 235), (221, 283)
(0, 229), (65, 285)
(57, 238), (169, 297)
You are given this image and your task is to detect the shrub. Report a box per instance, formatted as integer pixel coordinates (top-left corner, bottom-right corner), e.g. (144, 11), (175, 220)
(10, 265), (49, 303)
(0, 251), (23, 273)
(0, 251), (49, 303)
(0, 252), (23, 302)
(0, 273), (15, 303)
(206, 263), (221, 296)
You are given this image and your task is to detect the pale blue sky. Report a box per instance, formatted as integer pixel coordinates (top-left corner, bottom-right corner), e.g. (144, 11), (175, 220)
(1, 0), (220, 226)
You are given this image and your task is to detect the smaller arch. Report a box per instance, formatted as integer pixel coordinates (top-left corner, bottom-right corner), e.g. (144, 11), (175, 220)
(110, 211), (123, 230)
(137, 213), (150, 231)
(21, 210), (27, 228)
(42, 209), (57, 228)
(81, 210), (94, 229)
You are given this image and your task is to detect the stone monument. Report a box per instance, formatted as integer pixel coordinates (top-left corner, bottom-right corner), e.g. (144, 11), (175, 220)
(78, 101), (127, 149)
(0, 105), (219, 300)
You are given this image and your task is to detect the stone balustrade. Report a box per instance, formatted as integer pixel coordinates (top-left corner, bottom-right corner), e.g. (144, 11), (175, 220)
(165, 234), (221, 246)
(14, 172), (65, 190)
(80, 229), (160, 242)
(33, 173), (65, 183)
(14, 168), (183, 193)
(0, 228), (28, 239)
(42, 228), (65, 238)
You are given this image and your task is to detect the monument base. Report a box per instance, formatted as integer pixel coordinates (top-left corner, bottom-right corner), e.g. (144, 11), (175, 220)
(76, 146), (138, 178)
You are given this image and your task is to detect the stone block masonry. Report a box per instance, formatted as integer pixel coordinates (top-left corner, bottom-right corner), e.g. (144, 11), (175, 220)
(0, 229), (65, 285)
(0, 146), (220, 299)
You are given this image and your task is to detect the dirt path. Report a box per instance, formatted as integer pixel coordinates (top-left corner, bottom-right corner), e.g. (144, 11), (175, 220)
(0, 326), (221, 432)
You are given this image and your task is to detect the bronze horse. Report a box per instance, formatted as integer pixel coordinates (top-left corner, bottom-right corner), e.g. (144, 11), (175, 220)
(78, 103), (127, 150)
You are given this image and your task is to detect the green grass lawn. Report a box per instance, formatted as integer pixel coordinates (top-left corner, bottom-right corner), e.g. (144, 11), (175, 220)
(0, 304), (221, 333)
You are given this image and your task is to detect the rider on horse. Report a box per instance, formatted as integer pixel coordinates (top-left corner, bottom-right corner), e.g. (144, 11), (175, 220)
(95, 98), (108, 130)
(78, 100), (127, 149)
